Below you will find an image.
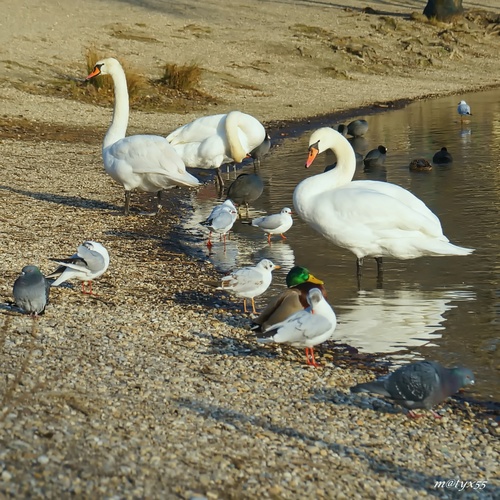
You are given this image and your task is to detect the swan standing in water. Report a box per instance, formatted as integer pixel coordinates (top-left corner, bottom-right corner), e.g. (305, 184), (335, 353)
(293, 127), (474, 288)
(166, 111), (266, 187)
(86, 58), (200, 216)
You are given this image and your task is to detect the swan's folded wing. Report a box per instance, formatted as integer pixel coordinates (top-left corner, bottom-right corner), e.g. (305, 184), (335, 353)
(109, 136), (190, 177)
(166, 114), (225, 144)
(347, 181), (442, 231)
(332, 185), (444, 238)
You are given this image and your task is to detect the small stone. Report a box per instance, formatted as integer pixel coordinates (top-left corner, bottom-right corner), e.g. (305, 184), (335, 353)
(37, 455), (49, 465)
(1, 471), (12, 482)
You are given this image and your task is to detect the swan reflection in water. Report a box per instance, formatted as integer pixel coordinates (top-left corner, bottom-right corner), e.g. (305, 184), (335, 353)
(335, 288), (476, 360)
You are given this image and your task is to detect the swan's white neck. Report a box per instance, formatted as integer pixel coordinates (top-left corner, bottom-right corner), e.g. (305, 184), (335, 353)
(294, 130), (356, 209)
(225, 111), (247, 163)
(103, 67), (129, 150)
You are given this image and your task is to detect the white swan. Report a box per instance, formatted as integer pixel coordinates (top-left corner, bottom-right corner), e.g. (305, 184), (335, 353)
(166, 111), (266, 186)
(293, 127), (474, 287)
(86, 58), (200, 215)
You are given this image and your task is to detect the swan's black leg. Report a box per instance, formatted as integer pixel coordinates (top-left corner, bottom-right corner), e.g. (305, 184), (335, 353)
(156, 190), (163, 215)
(124, 190), (131, 216)
(216, 167), (225, 188)
(356, 257), (363, 290)
(375, 257), (383, 289)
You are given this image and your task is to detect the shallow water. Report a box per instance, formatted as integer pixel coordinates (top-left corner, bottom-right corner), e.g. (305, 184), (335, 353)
(182, 88), (500, 401)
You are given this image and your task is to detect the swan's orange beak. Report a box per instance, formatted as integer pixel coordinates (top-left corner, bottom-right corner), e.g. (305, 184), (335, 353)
(305, 146), (319, 168)
(86, 66), (101, 80)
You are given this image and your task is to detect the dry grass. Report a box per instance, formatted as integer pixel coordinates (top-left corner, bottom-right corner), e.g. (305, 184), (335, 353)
(12, 47), (219, 114)
(159, 62), (202, 91)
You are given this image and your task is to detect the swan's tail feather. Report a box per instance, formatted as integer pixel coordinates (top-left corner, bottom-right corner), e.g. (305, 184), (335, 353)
(436, 243), (474, 256)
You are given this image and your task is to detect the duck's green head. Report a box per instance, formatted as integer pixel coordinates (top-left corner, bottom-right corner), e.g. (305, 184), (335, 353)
(286, 266), (324, 288)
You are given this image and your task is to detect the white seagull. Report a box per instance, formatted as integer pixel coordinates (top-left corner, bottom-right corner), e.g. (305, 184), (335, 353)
(200, 200), (238, 248)
(47, 241), (110, 294)
(256, 288), (337, 367)
(457, 100), (472, 122)
(166, 111), (266, 186)
(293, 128), (474, 288)
(86, 58), (200, 215)
(251, 207), (293, 243)
(217, 259), (280, 314)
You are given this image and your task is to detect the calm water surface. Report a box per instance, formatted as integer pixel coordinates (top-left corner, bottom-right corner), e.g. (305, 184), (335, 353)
(182, 89), (500, 401)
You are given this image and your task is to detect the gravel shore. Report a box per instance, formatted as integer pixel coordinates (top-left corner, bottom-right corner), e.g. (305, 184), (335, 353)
(1, 0), (500, 498)
(1, 135), (499, 499)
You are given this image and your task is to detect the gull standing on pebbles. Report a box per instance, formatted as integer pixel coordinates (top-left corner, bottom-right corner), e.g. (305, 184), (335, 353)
(457, 100), (472, 122)
(47, 241), (110, 295)
(86, 58), (200, 215)
(217, 259), (280, 314)
(251, 207), (293, 243)
(200, 200), (238, 248)
(13, 265), (50, 316)
(256, 288), (337, 367)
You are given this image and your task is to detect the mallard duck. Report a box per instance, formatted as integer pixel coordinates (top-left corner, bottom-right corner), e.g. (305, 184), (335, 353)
(409, 158), (432, 172)
(251, 266), (326, 333)
(256, 288), (337, 367)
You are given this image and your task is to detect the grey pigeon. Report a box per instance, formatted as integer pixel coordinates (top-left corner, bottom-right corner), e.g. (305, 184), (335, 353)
(350, 361), (475, 418)
(13, 265), (50, 316)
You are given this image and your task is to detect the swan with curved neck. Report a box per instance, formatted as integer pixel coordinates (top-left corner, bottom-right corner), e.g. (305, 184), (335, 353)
(86, 58), (200, 215)
(293, 127), (474, 287)
(166, 110), (266, 186)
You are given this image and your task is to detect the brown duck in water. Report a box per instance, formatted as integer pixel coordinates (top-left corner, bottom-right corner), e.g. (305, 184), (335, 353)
(409, 158), (433, 172)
